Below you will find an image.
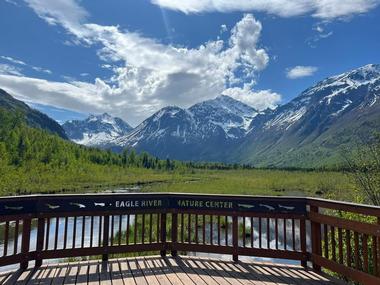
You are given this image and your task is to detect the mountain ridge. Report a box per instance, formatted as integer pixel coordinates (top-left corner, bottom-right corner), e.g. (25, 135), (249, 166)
(0, 89), (67, 139)
(4, 63), (379, 167)
(233, 63), (380, 167)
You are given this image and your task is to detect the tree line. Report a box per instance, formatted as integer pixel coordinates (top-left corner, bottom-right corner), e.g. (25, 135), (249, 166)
(0, 108), (254, 173)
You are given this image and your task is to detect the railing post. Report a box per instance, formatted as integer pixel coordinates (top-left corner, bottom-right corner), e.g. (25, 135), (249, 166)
(310, 205), (321, 272)
(35, 217), (45, 267)
(377, 217), (380, 277)
(232, 214), (238, 262)
(160, 213), (167, 257)
(171, 212), (178, 257)
(102, 215), (110, 261)
(300, 217), (307, 268)
(20, 216), (32, 270)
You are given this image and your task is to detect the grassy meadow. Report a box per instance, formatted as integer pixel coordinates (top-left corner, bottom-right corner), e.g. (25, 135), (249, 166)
(1, 164), (357, 202)
(139, 168), (356, 201)
(0, 109), (359, 201)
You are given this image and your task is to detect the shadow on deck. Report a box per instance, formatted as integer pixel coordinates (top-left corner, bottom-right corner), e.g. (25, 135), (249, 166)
(0, 256), (345, 285)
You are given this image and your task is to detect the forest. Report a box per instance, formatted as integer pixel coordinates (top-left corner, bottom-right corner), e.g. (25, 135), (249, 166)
(0, 108), (256, 195)
(1, 107), (379, 208)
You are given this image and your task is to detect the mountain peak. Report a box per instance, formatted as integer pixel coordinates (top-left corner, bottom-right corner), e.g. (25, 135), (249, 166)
(201, 95), (254, 108)
(63, 112), (132, 146)
(344, 63), (380, 81)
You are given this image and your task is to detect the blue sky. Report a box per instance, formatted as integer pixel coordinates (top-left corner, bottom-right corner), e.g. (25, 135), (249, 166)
(0, 0), (379, 126)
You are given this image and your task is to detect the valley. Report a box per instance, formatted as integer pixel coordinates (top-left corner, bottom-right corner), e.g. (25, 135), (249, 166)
(62, 64), (380, 168)
(0, 64), (378, 203)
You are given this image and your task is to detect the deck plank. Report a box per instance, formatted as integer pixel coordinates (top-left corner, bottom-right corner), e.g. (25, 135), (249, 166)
(26, 265), (49, 285)
(63, 262), (79, 285)
(109, 260), (124, 285)
(51, 263), (69, 285)
(250, 263), (290, 285)
(237, 262), (283, 285)
(40, 265), (58, 285)
(75, 262), (88, 285)
(182, 258), (220, 285)
(171, 257), (208, 285)
(1, 256), (345, 285)
(14, 268), (36, 285)
(99, 261), (112, 285)
(142, 257), (171, 285)
(203, 259), (242, 285)
(87, 261), (99, 285)
(151, 258), (183, 285)
(216, 260), (257, 285)
(194, 258), (233, 285)
(136, 258), (161, 285)
(127, 258), (148, 285)
(0, 272), (11, 285)
(274, 266), (322, 285)
(118, 259), (136, 285)
(231, 262), (275, 285)
(161, 257), (196, 285)
(152, 257), (185, 285)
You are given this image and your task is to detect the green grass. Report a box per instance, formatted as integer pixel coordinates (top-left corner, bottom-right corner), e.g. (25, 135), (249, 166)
(140, 168), (356, 201)
(1, 161), (357, 201)
(0, 164), (194, 195)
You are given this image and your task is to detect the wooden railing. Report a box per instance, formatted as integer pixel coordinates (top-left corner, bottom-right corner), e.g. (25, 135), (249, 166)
(0, 193), (379, 284)
(308, 198), (380, 284)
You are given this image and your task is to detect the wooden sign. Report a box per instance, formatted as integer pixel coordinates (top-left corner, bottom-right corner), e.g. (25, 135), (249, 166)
(0, 194), (306, 215)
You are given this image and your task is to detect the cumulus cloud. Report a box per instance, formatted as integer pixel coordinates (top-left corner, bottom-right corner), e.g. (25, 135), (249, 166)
(286, 66), (318, 79)
(151, 0), (380, 20)
(222, 86), (281, 110)
(8, 0), (279, 125)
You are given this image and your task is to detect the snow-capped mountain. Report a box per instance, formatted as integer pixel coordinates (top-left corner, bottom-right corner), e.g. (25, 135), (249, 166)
(112, 95), (258, 160)
(259, 63), (380, 131)
(233, 64), (380, 167)
(61, 64), (380, 167)
(189, 95), (258, 139)
(62, 113), (133, 147)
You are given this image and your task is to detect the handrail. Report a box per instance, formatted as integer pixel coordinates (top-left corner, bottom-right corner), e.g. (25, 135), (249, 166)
(0, 193), (379, 284)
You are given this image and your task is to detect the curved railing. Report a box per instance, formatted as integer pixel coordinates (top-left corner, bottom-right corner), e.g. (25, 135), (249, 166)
(0, 193), (379, 284)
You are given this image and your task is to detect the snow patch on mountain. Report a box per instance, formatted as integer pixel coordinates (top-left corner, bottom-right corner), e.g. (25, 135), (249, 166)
(265, 107), (307, 130)
(62, 113), (133, 147)
(112, 95), (258, 149)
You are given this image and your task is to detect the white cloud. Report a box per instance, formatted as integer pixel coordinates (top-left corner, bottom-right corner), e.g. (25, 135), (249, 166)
(32, 66), (52, 74)
(151, 0), (380, 20)
(220, 24), (227, 33)
(24, 0), (89, 37)
(286, 66), (318, 79)
(222, 86), (281, 110)
(307, 23), (334, 47)
(4, 0), (19, 6)
(1, 54), (53, 74)
(16, 1), (279, 125)
(0, 64), (23, 76)
(0, 56), (26, 65)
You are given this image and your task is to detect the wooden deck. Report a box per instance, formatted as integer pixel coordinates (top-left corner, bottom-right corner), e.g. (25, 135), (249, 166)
(0, 256), (345, 285)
